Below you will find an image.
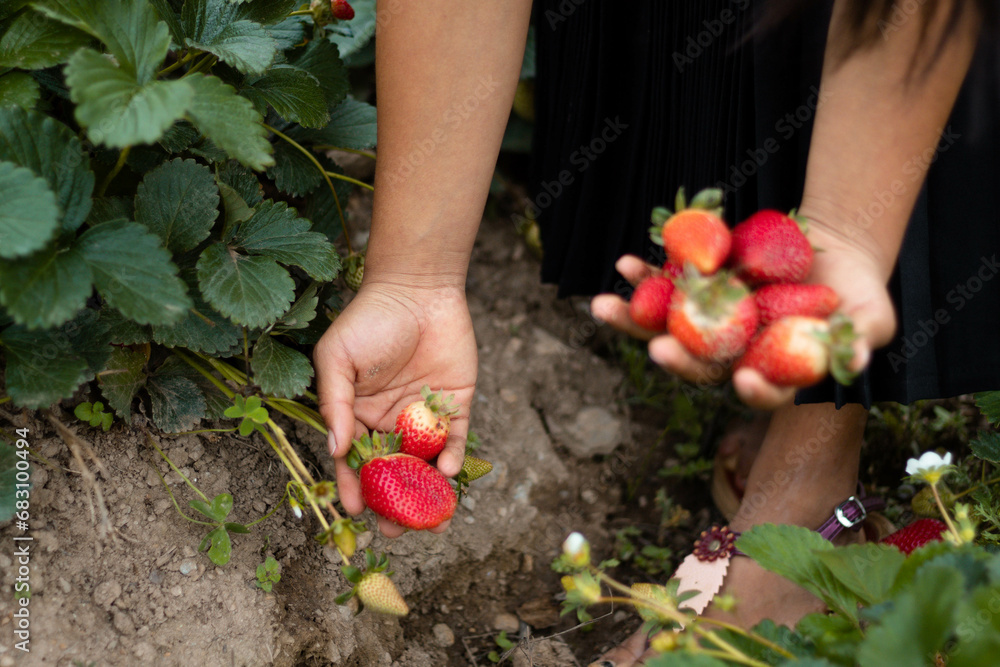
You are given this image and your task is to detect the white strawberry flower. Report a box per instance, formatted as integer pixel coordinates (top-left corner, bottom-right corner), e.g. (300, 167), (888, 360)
(905, 451), (955, 485)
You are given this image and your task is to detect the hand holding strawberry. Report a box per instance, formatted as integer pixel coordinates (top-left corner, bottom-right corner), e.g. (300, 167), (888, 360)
(315, 283), (477, 537)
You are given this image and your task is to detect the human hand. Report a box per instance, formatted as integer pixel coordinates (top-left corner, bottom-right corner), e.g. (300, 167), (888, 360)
(314, 282), (477, 537)
(591, 226), (897, 410)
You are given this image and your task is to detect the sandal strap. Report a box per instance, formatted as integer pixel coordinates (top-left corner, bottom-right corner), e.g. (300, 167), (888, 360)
(730, 486), (885, 557)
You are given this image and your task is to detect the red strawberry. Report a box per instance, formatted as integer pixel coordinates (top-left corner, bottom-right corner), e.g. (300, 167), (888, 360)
(663, 263), (683, 280)
(736, 314), (857, 387)
(880, 518), (948, 555)
(667, 269), (759, 362)
(754, 283), (840, 325)
(351, 432), (457, 530)
(730, 209), (813, 285)
(331, 0), (355, 20)
(629, 276), (675, 331)
(395, 386), (458, 460)
(650, 188), (731, 275)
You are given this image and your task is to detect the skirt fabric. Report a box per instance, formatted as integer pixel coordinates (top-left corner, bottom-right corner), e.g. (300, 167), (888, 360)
(532, 0), (1000, 405)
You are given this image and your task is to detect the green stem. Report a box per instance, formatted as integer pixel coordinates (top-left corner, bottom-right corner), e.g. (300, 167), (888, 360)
(157, 51), (196, 77)
(173, 350), (235, 399)
(171, 428), (240, 436)
(288, 9), (313, 15)
(323, 170), (374, 191)
(696, 618), (795, 660)
(954, 475), (1000, 500)
(696, 649), (770, 667)
(931, 483), (963, 542)
(313, 145), (377, 160)
(183, 54), (216, 77)
(265, 399), (328, 435)
(0, 397), (10, 406)
(242, 327), (251, 389)
(146, 432), (210, 503)
(149, 461), (216, 526)
(264, 123), (353, 254)
(97, 146), (132, 197)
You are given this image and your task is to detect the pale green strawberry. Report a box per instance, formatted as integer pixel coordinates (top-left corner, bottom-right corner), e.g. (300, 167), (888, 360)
(344, 251), (365, 291)
(356, 572), (409, 616)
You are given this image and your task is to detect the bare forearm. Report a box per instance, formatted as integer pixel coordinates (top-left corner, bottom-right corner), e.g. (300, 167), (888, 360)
(800, 0), (980, 279)
(366, 1), (533, 288)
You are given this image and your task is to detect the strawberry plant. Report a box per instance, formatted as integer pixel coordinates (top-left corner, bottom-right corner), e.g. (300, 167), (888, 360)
(73, 401), (113, 431)
(255, 555), (281, 592)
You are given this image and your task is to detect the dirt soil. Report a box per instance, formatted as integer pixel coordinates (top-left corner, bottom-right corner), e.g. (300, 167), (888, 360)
(0, 209), (699, 666)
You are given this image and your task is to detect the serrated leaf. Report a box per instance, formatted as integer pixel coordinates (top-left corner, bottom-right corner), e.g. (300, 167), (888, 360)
(147, 372), (206, 432)
(970, 430), (1000, 464)
(297, 168), (350, 243)
(278, 283), (318, 330)
(77, 220), (191, 325)
(950, 585), (1000, 667)
(0, 440), (27, 521)
(147, 0), (184, 44)
(0, 8), (91, 69)
(736, 524), (860, 621)
(152, 294), (241, 355)
(264, 138), (323, 197)
(857, 565), (963, 667)
(292, 37), (348, 108)
(32, 0), (171, 84)
(252, 334), (312, 398)
(196, 242), (293, 328)
(325, 0), (374, 61)
(182, 0), (276, 75)
(0, 71), (40, 108)
(0, 159), (60, 258)
(154, 355), (230, 418)
(0, 242), (92, 333)
(235, 0), (297, 25)
(99, 307), (151, 345)
(86, 196), (132, 226)
(0, 324), (90, 408)
(64, 307), (113, 374)
(266, 15), (307, 50)
(217, 161), (263, 206)
(98, 345), (147, 419)
(217, 182), (254, 233)
(813, 542), (905, 606)
(0, 107), (94, 232)
(299, 97), (376, 150)
(65, 48), (193, 148)
(235, 200), (340, 280)
(975, 391), (1000, 426)
(243, 65), (328, 129)
(158, 121), (199, 154)
(185, 73), (274, 171)
(134, 158), (219, 253)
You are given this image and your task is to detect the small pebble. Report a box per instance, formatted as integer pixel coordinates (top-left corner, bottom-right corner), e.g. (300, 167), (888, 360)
(432, 623), (455, 647)
(170, 586), (183, 597)
(179, 560), (197, 576)
(493, 612), (520, 634)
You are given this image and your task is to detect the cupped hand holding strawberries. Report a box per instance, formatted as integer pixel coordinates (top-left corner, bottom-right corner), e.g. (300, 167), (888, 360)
(592, 188), (897, 410)
(314, 282), (478, 536)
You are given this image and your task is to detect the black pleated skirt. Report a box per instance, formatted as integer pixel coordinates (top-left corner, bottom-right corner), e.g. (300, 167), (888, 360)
(532, 0), (1000, 405)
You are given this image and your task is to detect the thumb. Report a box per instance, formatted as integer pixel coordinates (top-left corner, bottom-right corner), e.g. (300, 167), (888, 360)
(315, 338), (359, 458)
(842, 291), (897, 374)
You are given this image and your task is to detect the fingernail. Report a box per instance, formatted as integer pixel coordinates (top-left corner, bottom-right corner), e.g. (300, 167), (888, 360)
(327, 431), (337, 456)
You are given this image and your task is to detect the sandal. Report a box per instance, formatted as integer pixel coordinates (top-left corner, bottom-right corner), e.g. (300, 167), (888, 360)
(673, 488), (889, 616)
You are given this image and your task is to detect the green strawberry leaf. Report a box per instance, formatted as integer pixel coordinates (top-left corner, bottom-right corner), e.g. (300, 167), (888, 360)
(0, 160), (60, 259)
(185, 73), (274, 171)
(235, 0), (298, 25)
(234, 200), (340, 281)
(181, 0), (276, 76)
(64, 307), (113, 375)
(0, 439), (27, 522)
(32, 0), (172, 85)
(975, 391), (1000, 427)
(266, 15), (307, 50)
(65, 48), (193, 148)
(298, 97), (376, 150)
(242, 64), (328, 129)
(813, 542), (905, 607)
(147, 0), (184, 43)
(0, 8), (91, 69)
(196, 242), (294, 328)
(0, 108), (95, 233)
(291, 37), (349, 108)
(154, 355), (230, 419)
(135, 158), (219, 253)
(0, 242), (91, 329)
(97, 345), (147, 420)
(77, 220), (192, 326)
(87, 196), (133, 226)
(146, 370), (206, 433)
(326, 0), (375, 61)
(278, 283), (319, 330)
(225, 522), (250, 534)
(217, 161), (263, 206)
(151, 297), (241, 355)
(252, 334), (313, 399)
(856, 565), (963, 667)
(297, 167), (351, 243)
(0, 324), (90, 408)
(0, 71), (41, 109)
(99, 307), (152, 345)
(970, 430), (1000, 465)
(264, 139), (325, 197)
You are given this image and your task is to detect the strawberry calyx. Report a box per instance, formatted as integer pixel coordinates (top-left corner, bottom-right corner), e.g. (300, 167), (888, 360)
(675, 266), (751, 321)
(347, 431), (401, 469)
(420, 385), (459, 418)
(336, 549), (408, 615)
(824, 313), (859, 386)
(649, 187), (724, 246)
